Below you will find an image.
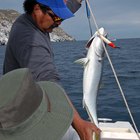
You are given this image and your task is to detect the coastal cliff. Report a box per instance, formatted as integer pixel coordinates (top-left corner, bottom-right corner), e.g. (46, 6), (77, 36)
(0, 9), (75, 45)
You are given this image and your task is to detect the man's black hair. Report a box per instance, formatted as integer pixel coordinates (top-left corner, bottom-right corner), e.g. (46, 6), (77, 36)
(23, 0), (50, 14)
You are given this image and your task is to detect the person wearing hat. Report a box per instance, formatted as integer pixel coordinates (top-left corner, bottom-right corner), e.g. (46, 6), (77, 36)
(0, 68), (74, 139)
(3, 0), (101, 139)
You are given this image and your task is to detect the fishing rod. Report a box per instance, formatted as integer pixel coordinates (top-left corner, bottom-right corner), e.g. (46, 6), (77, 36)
(85, 0), (93, 37)
(85, 0), (140, 139)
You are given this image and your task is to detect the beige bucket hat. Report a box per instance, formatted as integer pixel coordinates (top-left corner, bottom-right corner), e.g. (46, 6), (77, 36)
(0, 68), (73, 140)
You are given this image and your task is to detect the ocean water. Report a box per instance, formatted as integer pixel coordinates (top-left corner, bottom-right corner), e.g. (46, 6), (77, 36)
(0, 38), (140, 130)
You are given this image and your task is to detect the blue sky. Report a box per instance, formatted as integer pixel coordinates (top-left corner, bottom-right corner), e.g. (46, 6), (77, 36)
(0, 0), (140, 40)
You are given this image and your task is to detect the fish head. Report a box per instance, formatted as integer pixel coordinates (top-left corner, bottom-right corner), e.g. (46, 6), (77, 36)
(86, 28), (107, 59)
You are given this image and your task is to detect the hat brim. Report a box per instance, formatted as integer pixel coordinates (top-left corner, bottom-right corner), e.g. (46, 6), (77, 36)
(0, 81), (73, 140)
(51, 7), (74, 20)
(36, 0), (74, 20)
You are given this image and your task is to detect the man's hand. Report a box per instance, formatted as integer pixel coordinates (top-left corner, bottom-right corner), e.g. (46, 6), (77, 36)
(72, 117), (101, 140)
(65, 94), (101, 140)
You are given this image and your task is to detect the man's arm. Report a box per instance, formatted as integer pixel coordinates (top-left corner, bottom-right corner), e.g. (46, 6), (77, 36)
(65, 94), (101, 140)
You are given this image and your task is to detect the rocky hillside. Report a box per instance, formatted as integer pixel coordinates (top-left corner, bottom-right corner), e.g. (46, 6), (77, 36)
(0, 9), (75, 45)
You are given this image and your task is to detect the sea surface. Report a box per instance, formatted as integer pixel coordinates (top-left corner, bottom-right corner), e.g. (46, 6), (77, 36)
(0, 38), (140, 130)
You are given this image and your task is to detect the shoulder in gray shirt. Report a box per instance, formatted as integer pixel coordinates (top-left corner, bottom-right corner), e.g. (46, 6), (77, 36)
(3, 14), (60, 82)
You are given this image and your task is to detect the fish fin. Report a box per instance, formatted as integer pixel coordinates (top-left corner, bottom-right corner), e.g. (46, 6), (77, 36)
(74, 58), (89, 67)
(82, 99), (85, 108)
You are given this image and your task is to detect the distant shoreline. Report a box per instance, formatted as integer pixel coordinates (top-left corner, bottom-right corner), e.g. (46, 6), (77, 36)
(0, 9), (75, 45)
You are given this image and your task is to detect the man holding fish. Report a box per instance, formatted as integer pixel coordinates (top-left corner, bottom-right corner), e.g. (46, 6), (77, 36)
(3, 0), (101, 139)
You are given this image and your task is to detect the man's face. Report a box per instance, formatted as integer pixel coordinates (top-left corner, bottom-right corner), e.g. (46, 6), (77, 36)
(45, 10), (63, 32)
(32, 4), (62, 32)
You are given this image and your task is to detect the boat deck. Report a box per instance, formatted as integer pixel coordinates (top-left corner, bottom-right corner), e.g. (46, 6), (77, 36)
(93, 121), (140, 140)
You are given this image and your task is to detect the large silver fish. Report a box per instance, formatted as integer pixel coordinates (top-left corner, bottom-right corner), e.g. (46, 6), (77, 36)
(75, 28), (106, 126)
